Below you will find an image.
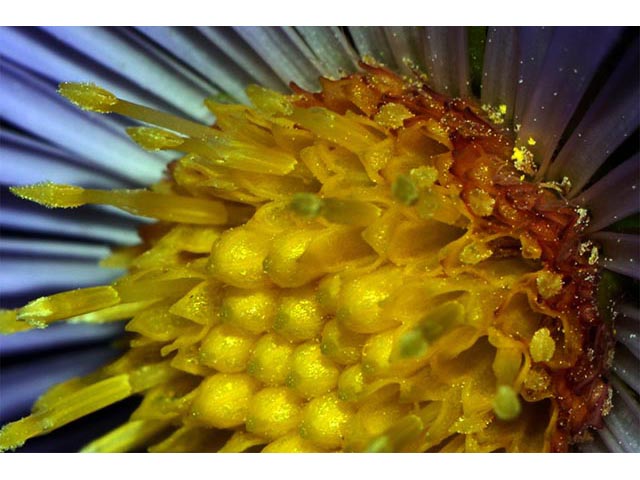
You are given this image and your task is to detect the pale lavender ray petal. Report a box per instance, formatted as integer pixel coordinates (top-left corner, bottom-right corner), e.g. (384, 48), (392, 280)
(348, 27), (398, 70)
(233, 27), (323, 91)
(576, 435), (609, 452)
(481, 27), (518, 123)
(612, 344), (640, 395)
(0, 193), (140, 245)
(0, 238), (110, 260)
(0, 27), (185, 118)
(422, 27), (470, 98)
(0, 141), (123, 190)
(0, 61), (167, 185)
(136, 27), (251, 104)
(295, 27), (360, 78)
(383, 27), (428, 75)
(41, 27), (213, 122)
(196, 27), (286, 92)
(0, 258), (123, 296)
(0, 322), (124, 357)
(515, 27), (623, 178)
(605, 383), (640, 452)
(0, 346), (119, 424)
(589, 232), (640, 279)
(611, 375), (640, 424)
(619, 303), (640, 322)
(597, 424), (626, 452)
(512, 26), (554, 125)
(614, 315), (640, 372)
(548, 38), (640, 193)
(572, 155), (640, 233)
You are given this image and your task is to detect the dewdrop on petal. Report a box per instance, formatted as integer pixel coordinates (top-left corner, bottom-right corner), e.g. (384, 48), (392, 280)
(0, 65), (613, 453)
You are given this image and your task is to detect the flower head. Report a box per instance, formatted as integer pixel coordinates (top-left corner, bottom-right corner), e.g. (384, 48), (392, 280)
(0, 26), (638, 453)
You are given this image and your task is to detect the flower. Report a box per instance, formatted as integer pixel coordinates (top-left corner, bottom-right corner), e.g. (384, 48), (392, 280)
(0, 27), (638, 453)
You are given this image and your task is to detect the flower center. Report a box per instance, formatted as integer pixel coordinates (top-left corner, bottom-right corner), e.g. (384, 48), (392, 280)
(0, 64), (611, 453)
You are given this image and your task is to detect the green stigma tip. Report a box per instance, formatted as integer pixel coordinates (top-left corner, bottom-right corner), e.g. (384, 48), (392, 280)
(398, 329), (428, 358)
(391, 174), (419, 205)
(290, 193), (324, 218)
(493, 385), (522, 421)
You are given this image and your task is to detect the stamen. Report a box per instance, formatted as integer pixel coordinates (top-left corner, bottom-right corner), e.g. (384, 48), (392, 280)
(81, 420), (168, 453)
(128, 127), (297, 175)
(11, 183), (229, 225)
(15, 286), (120, 330)
(0, 375), (132, 452)
(58, 82), (217, 139)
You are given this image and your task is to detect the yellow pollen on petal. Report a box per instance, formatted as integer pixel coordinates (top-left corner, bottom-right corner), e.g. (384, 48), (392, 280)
(529, 328), (556, 363)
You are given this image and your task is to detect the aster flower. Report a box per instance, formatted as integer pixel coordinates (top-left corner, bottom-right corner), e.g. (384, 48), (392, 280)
(0, 26), (638, 453)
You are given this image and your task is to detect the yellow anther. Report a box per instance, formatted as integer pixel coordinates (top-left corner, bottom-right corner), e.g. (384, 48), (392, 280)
(246, 387), (303, 440)
(362, 329), (395, 377)
(536, 271), (563, 299)
(337, 267), (402, 334)
(409, 166), (438, 189)
(126, 127), (185, 150)
(299, 393), (354, 450)
(529, 328), (556, 362)
(199, 324), (257, 373)
(492, 385), (522, 421)
(60, 82), (215, 138)
(247, 334), (295, 386)
(374, 103), (414, 129)
(263, 230), (319, 288)
(467, 188), (496, 217)
(191, 373), (259, 429)
(459, 241), (493, 265)
(274, 289), (323, 342)
(286, 343), (340, 398)
(58, 82), (118, 113)
(499, 104), (507, 115)
(320, 319), (366, 365)
(220, 288), (278, 335)
(527, 137), (537, 146)
(337, 364), (365, 401)
(208, 227), (271, 288)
